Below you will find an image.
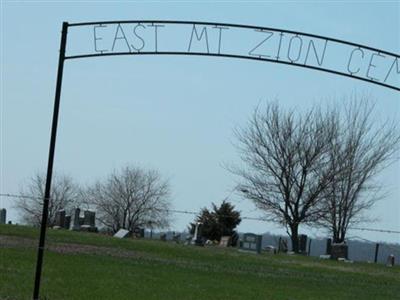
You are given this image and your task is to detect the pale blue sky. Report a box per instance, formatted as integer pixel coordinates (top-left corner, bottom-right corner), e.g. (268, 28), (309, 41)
(1, 1), (399, 242)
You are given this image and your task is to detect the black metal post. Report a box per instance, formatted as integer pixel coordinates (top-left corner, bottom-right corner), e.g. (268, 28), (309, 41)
(33, 22), (68, 300)
(277, 237), (282, 253)
(326, 238), (332, 255)
(374, 243), (380, 263)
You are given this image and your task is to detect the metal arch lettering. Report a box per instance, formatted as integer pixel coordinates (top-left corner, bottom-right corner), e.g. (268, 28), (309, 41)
(33, 19), (399, 300)
(65, 20), (400, 92)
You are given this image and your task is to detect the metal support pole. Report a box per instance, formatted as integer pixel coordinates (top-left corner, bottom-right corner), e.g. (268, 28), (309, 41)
(374, 243), (380, 263)
(277, 237), (282, 253)
(33, 22), (68, 300)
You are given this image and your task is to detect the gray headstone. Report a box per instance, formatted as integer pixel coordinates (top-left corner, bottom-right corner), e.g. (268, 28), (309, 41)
(84, 210), (96, 227)
(299, 234), (308, 254)
(331, 243), (348, 260)
(64, 215), (71, 229)
(70, 208), (81, 230)
(239, 233), (262, 254)
(386, 254), (395, 267)
(113, 229), (130, 238)
(219, 236), (231, 247)
(0, 209), (6, 224)
(55, 210), (66, 228)
(279, 238), (288, 253)
(133, 227), (144, 238)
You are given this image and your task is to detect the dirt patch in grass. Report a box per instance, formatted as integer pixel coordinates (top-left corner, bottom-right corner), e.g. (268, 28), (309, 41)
(0, 235), (141, 259)
(0, 235), (35, 249)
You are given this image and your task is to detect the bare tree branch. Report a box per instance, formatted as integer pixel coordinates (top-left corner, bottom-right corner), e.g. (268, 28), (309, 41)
(84, 166), (172, 233)
(15, 172), (81, 227)
(318, 96), (400, 242)
(230, 102), (337, 252)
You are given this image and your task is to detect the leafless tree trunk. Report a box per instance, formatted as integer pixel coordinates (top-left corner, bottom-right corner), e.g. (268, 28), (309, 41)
(15, 172), (80, 227)
(231, 103), (336, 252)
(320, 97), (399, 243)
(84, 166), (172, 233)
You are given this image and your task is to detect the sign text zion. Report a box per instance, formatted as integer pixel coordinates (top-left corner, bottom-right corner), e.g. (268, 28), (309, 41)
(78, 22), (400, 88)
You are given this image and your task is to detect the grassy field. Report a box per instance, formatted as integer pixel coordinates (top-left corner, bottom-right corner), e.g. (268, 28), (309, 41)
(1, 224), (399, 300)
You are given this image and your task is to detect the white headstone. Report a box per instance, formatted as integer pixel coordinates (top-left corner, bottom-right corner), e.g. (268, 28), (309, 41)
(113, 229), (130, 239)
(191, 222), (203, 245)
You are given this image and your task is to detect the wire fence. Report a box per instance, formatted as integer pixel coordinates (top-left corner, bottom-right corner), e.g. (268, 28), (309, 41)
(1, 192), (399, 265)
(1, 192), (399, 235)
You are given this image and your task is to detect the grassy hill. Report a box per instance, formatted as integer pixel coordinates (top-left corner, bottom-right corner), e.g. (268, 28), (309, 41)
(1, 224), (399, 300)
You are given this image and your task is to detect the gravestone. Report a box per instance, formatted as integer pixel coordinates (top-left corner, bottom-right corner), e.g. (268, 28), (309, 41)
(219, 236), (231, 247)
(191, 222), (204, 246)
(331, 243), (348, 260)
(239, 233), (262, 254)
(84, 210), (96, 227)
(299, 234), (308, 254)
(64, 215), (71, 229)
(264, 245), (277, 254)
(55, 210), (66, 228)
(113, 228), (130, 238)
(133, 227), (145, 238)
(0, 209), (6, 224)
(70, 208), (81, 231)
(386, 254), (395, 267)
(80, 210), (97, 232)
(278, 238), (288, 253)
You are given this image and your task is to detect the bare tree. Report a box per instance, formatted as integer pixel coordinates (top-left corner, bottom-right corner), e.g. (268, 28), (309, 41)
(15, 172), (80, 226)
(320, 97), (399, 243)
(85, 166), (172, 233)
(231, 103), (337, 252)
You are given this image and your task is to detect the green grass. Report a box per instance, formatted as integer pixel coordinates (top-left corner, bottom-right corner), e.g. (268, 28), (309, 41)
(1, 224), (399, 300)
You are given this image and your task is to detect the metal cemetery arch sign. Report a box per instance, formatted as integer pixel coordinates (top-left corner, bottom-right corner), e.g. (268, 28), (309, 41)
(33, 20), (400, 299)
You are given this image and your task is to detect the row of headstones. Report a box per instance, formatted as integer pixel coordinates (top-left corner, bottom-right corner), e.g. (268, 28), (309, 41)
(325, 238), (395, 266)
(158, 228), (396, 266)
(276, 236), (347, 258)
(54, 208), (97, 232)
(0, 208), (6, 224)
(186, 223), (265, 253)
(184, 222), (264, 253)
(112, 226), (392, 266)
(240, 234), (310, 254)
(188, 222), (241, 248)
(276, 235), (309, 254)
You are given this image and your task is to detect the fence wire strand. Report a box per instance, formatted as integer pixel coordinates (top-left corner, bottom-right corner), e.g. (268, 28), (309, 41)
(1, 192), (399, 235)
